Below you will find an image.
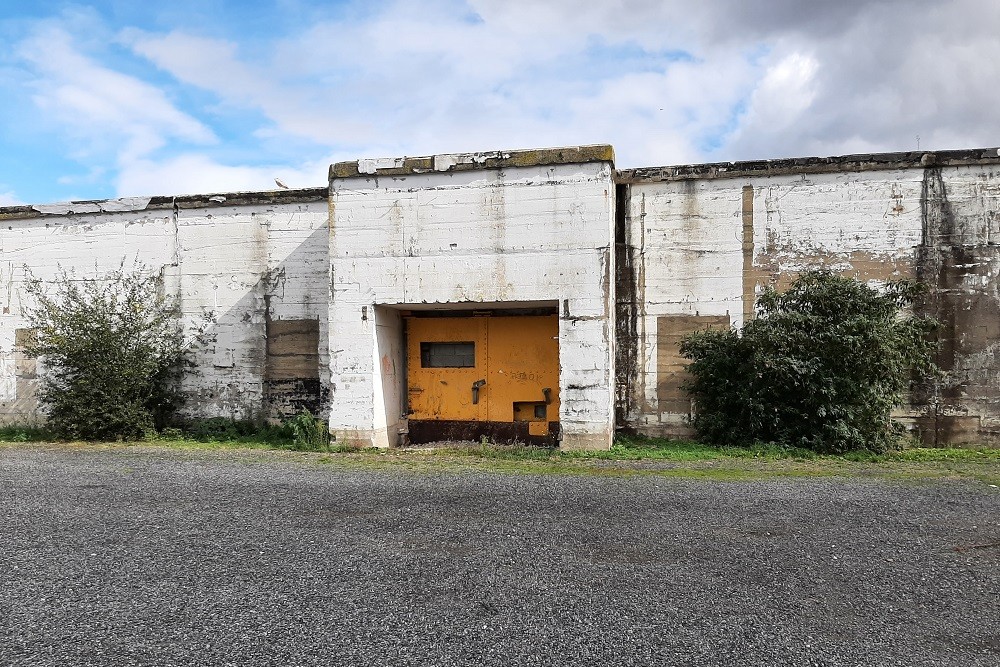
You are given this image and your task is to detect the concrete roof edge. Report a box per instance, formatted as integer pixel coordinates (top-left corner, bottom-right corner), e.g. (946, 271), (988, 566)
(329, 144), (616, 179)
(617, 148), (1000, 183)
(12, 144), (1000, 219)
(0, 187), (328, 222)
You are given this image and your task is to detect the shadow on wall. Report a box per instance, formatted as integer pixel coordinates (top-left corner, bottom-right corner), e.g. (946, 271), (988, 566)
(178, 225), (330, 422)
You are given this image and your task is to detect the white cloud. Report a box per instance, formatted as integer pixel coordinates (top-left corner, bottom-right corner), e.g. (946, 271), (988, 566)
(121, 0), (751, 169)
(115, 153), (331, 197)
(56, 166), (108, 187)
(0, 191), (25, 206)
(708, 0), (1000, 159)
(723, 51), (818, 153)
(7, 0), (1000, 202)
(15, 23), (216, 166)
(121, 28), (366, 145)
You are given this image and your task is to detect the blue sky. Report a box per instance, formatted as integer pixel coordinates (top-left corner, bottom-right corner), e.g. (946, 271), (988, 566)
(2, 0), (999, 205)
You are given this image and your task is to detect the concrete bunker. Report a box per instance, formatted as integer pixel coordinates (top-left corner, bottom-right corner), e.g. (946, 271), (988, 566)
(328, 146), (617, 450)
(8, 145), (1000, 448)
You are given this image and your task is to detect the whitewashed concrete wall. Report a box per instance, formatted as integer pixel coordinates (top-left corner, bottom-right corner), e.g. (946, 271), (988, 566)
(621, 155), (1000, 445)
(329, 152), (616, 449)
(624, 168), (922, 435)
(0, 192), (329, 423)
(0, 205), (175, 421)
(169, 199), (329, 418)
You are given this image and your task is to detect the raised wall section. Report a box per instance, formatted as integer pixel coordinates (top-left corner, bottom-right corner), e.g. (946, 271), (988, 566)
(328, 146), (617, 450)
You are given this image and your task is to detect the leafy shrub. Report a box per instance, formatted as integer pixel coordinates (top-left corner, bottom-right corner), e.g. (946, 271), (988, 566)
(680, 271), (938, 453)
(285, 409), (330, 451)
(23, 265), (186, 440)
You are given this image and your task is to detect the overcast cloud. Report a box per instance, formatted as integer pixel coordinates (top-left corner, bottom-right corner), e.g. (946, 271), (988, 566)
(0, 0), (997, 202)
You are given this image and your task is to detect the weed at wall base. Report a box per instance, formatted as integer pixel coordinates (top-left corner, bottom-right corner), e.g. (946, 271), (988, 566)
(285, 409), (331, 451)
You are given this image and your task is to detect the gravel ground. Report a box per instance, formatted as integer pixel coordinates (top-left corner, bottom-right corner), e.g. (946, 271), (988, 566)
(1, 445), (999, 667)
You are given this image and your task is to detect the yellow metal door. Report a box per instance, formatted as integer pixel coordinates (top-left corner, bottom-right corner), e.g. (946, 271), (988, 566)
(406, 317), (487, 421)
(405, 313), (559, 443)
(485, 316), (560, 437)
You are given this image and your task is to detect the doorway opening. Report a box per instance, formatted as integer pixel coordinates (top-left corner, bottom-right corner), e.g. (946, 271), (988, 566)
(402, 305), (559, 445)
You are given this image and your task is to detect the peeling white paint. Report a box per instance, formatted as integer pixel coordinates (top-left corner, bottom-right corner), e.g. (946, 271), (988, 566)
(98, 197), (153, 212)
(432, 151), (507, 172)
(433, 154), (466, 171)
(357, 157), (406, 174)
(32, 202), (101, 215)
(31, 196), (152, 215)
(0, 354), (15, 402)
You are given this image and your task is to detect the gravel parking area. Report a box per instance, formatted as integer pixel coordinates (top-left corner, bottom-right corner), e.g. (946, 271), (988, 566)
(2, 444), (999, 666)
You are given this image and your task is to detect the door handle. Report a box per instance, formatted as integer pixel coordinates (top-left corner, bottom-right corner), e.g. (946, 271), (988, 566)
(472, 379), (486, 404)
(542, 387), (552, 404)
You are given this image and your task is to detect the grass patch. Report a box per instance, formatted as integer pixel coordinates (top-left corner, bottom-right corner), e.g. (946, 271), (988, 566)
(885, 447), (1000, 462)
(0, 415), (337, 452)
(0, 423), (51, 442)
(597, 434), (1000, 464)
(378, 434), (1000, 482)
(397, 436), (824, 464)
(3, 423), (1000, 483)
(574, 435), (822, 461)
(155, 416), (339, 452)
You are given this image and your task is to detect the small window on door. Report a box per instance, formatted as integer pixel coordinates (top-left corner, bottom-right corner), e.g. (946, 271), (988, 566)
(420, 341), (475, 368)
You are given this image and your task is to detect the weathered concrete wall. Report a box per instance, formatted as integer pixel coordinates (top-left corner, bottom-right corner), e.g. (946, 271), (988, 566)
(617, 149), (1000, 446)
(0, 190), (329, 423)
(917, 162), (1000, 444)
(0, 204), (174, 422)
(328, 147), (616, 450)
(8, 145), (1000, 447)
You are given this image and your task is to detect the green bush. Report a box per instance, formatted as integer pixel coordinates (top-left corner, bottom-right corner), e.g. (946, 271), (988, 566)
(679, 271), (938, 453)
(23, 265), (186, 440)
(285, 409), (330, 451)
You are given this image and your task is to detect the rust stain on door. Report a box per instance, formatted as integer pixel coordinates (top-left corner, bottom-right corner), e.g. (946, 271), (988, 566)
(405, 314), (559, 443)
(406, 317), (487, 422)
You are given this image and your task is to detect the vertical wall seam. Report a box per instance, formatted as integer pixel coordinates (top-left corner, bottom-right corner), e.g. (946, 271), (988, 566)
(171, 197), (180, 267)
(741, 185), (755, 324)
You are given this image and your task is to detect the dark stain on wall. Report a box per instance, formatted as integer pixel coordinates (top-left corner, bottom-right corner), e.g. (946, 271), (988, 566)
(915, 165), (1000, 445)
(408, 419), (559, 446)
(741, 185), (756, 324)
(614, 183), (639, 430)
(263, 307), (324, 417)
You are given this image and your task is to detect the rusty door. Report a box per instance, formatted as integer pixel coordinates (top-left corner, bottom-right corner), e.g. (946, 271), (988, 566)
(484, 315), (559, 437)
(405, 314), (559, 443)
(406, 317), (488, 422)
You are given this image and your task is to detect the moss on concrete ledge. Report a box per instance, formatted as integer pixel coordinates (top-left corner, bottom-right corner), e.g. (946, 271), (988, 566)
(330, 144), (615, 179)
